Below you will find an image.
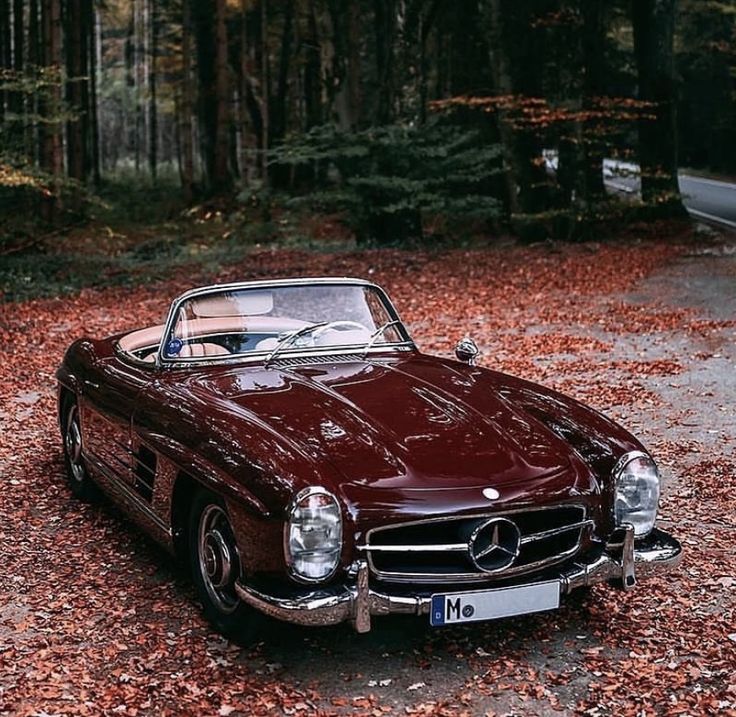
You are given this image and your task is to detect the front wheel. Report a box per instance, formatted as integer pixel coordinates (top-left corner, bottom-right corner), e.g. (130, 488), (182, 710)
(62, 400), (97, 501)
(188, 490), (260, 642)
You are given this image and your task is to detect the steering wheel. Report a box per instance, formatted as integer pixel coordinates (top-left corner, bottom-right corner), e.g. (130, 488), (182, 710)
(310, 320), (369, 341)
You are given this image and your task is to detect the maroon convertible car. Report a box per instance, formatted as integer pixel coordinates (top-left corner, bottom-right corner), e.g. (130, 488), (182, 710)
(57, 278), (681, 638)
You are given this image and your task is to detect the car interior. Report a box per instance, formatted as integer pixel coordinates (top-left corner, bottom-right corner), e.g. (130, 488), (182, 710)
(116, 286), (394, 363)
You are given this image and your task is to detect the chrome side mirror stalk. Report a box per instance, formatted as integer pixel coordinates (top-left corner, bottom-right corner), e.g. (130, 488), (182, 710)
(454, 337), (479, 366)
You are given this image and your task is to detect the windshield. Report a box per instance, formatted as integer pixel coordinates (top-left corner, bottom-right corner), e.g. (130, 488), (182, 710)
(160, 282), (408, 362)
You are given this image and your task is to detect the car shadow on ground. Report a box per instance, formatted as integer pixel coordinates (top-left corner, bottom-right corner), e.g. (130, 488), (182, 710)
(73, 474), (603, 708)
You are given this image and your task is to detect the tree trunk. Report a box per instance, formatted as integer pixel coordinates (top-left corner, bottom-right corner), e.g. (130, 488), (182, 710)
(348, 0), (362, 125)
(271, 0), (294, 145)
(193, 0), (231, 192)
(66, 0), (89, 182)
(486, 0), (520, 215)
(148, 0), (157, 180)
(238, 0), (250, 184)
(581, 0), (606, 199)
(124, 4), (140, 171)
(40, 0), (63, 218)
(373, 0), (395, 124)
(485, 0), (549, 234)
(88, 1), (101, 185)
(239, 4), (265, 181)
(44, 0), (62, 177)
(134, 0), (143, 172)
(260, 0), (269, 185)
(212, 0), (231, 191)
(29, 0), (40, 66)
(11, 0), (23, 119)
(0, 0), (9, 123)
(303, 0), (321, 130)
(179, 0), (195, 200)
(27, 0), (40, 162)
(631, 0), (686, 212)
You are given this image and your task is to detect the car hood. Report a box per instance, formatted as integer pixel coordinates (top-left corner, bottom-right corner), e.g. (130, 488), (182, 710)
(186, 353), (599, 515)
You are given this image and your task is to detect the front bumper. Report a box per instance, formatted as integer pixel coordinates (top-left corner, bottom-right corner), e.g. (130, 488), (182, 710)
(234, 525), (682, 633)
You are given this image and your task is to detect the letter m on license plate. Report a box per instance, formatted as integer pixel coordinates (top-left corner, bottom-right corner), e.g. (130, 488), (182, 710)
(430, 581), (560, 626)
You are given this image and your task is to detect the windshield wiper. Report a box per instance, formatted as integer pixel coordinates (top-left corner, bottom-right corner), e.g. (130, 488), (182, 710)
(362, 320), (402, 358)
(264, 322), (328, 367)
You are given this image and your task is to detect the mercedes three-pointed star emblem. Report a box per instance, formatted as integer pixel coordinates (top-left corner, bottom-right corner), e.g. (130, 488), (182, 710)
(468, 517), (521, 572)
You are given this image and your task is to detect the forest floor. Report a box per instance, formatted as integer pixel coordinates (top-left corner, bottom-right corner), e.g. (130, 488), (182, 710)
(1, 219), (736, 716)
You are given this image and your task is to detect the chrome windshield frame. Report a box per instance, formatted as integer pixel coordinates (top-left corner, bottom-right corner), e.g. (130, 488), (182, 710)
(155, 277), (415, 368)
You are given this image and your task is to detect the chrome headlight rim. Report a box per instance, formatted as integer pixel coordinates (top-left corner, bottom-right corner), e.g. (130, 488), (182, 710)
(284, 486), (343, 584)
(613, 449), (660, 538)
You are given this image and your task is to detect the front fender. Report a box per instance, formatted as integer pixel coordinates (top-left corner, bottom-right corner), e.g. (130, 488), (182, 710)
(496, 374), (647, 536)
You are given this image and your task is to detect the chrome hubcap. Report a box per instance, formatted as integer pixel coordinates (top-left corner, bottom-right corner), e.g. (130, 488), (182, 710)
(198, 505), (240, 614)
(65, 408), (85, 483)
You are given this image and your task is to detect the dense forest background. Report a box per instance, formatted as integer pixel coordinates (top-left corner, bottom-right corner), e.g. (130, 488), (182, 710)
(1, 0), (735, 248)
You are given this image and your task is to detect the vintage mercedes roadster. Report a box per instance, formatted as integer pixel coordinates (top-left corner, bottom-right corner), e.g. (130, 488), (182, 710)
(57, 278), (681, 637)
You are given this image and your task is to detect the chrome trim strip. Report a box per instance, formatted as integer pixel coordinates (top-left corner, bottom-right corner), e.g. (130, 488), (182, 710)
(161, 344), (416, 369)
(357, 543), (468, 553)
(520, 519), (594, 545)
(611, 450), (651, 479)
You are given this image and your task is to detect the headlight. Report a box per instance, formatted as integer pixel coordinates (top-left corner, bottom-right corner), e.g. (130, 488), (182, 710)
(613, 451), (660, 537)
(285, 487), (342, 582)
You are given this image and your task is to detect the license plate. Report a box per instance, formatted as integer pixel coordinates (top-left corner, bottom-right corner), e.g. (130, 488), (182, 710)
(430, 580), (560, 626)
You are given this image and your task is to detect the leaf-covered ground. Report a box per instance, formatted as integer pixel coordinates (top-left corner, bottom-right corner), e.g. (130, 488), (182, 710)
(1, 229), (735, 716)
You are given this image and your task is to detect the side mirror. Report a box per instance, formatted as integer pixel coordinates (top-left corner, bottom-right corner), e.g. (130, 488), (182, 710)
(454, 337), (479, 366)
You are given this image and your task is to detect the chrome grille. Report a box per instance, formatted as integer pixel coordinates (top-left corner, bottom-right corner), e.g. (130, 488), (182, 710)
(359, 505), (591, 584)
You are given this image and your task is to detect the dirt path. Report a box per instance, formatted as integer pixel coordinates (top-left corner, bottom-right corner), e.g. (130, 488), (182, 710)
(1, 233), (735, 716)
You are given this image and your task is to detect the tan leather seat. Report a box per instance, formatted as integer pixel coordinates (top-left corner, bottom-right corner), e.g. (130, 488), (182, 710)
(140, 342), (229, 362)
(178, 343), (231, 358)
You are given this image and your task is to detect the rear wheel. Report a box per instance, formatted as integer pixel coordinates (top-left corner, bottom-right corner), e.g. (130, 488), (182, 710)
(188, 489), (259, 642)
(62, 399), (97, 501)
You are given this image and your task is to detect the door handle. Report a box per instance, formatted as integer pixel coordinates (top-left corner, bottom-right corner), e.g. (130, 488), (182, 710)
(83, 379), (100, 390)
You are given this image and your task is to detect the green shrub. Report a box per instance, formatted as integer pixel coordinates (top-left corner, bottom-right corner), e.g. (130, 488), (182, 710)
(269, 123), (505, 245)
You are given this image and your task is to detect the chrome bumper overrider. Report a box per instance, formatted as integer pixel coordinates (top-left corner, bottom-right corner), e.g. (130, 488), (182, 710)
(234, 526), (682, 634)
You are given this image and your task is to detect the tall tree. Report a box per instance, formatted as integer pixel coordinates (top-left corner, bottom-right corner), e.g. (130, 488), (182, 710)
(484, 0), (551, 220)
(11, 0), (23, 119)
(179, 0), (195, 200)
(88, 0), (100, 185)
(41, 0), (63, 178)
(631, 0), (686, 212)
(303, 0), (321, 130)
(212, 0), (230, 191)
(677, 0), (736, 173)
(193, 0), (231, 192)
(332, 0), (362, 130)
(259, 0), (269, 184)
(148, 0), (157, 180)
(580, 0), (607, 199)
(66, 0), (90, 181)
(237, 0), (251, 182)
(270, 0), (294, 145)
(0, 0), (11, 123)
(373, 0), (396, 124)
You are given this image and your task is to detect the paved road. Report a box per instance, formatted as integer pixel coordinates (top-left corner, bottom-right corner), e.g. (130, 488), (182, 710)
(603, 160), (736, 227)
(679, 175), (736, 226)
